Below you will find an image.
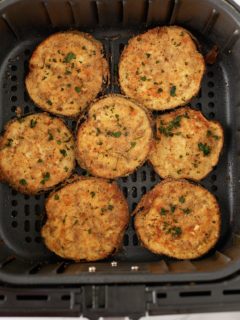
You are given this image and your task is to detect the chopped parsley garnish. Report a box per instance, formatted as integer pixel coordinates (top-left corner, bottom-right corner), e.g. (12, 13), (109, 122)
(159, 115), (182, 137)
(5, 138), (13, 147)
(64, 166), (68, 172)
(63, 52), (76, 63)
(107, 131), (122, 138)
(90, 191), (96, 198)
(198, 142), (211, 156)
(182, 208), (191, 215)
(75, 86), (81, 93)
(19, 179), (27, 185)
(30, 119), (37, 128)
(54, 194), (59, 200)
(108, 204), (114, 210)
(41, 172), (50, 185)
(48, 131), (54, 141)
(60, 149), (67, 157)
(160, 208), (168, 216)
(96, 128), (101, 136)
(169, 226), (182, 237)
(179, 196), (185, 203)
(130, 141), (136, 148)
(170, 204), (176, 213)
(47, 99), (52, 105)
(170, 85), (176, 97)
(207, 130), (219, 140)
(140, 76), (147, 81)
(37, 159), (43, 163)
(146, 53), (151, 58)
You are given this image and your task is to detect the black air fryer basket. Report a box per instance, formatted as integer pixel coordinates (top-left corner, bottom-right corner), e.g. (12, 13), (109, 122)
(1, 0), (240, 318)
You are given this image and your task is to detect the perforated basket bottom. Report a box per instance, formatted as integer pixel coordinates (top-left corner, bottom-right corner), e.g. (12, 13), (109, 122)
(0, 29), (231, 263)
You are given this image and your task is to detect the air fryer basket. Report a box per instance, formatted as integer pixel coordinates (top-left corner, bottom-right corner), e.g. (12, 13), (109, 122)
(0, 0), (240, 285)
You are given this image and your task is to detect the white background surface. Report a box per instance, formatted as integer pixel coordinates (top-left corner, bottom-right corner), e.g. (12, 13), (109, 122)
(4, 0), (240, 319)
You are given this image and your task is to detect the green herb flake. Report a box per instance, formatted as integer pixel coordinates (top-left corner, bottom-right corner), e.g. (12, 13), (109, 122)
(63, 52), (76, 63)
(90, 191), (96, 198)
(156, 60), (160, 64)
(170, 85), (177, 97)
(170, 226), (182, 237)
(207, 130), (219, 140)
(130, 141), (136, 148)
(30, 119), (37, 128)
(146, 53), (151, 58)
(19, 179), (27, 185)
(37, 159), (43, 163)
(159, 115), (182, 137)
(47, 99), (52, 105)
(179, 196), (185, 203)
(198, 142), (211, 156)
(108, 204), (114, 210)
(96, 128), (101, 136)
(183, 208), (191, 215)
(54, 194), (59, 200)
(170, 204), (176, 213)
(140, 76), (147, 81)
(160, 208), (168, 216)
(60, 149), (67, 157)
(108, 131), (122, 138)
(48, 131), (54, 141)
(41, 172), (50, 185)
(75, 86), (81, 93)
(64, 166), (69, 172)
(5, 138), (13, 147)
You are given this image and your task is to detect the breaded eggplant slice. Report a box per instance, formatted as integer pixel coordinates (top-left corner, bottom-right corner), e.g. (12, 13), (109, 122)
(149, 107), (223, 180)
(134, 179), (221, 259)
(41, 177), (129, 261)
(0, 113), (75, 194)
(25, 31), (109, 117)
(76, 94), (153, 179)
(119, 26), (205, 111)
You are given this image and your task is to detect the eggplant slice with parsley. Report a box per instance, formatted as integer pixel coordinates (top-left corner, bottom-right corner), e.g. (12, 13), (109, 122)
(0, 113), (75, 194)
(149, 107), (224, 181)
(41, 177), (129, 261)
(119, 26), (205, 111)
(26, 31), (109, 117)
(76, 94), (153, 179)
(134, 179), (221, 259)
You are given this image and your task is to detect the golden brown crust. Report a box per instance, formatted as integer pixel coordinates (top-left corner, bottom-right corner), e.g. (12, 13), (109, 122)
(41, 177), (129, 261)
(0, 113), (75, 194)
(134, 179), (221, 259)
(119, 26), (205, 110)
(76, 94), (153, 179)
(25, 31), (109, 117)
(148, 107), (224, 180)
